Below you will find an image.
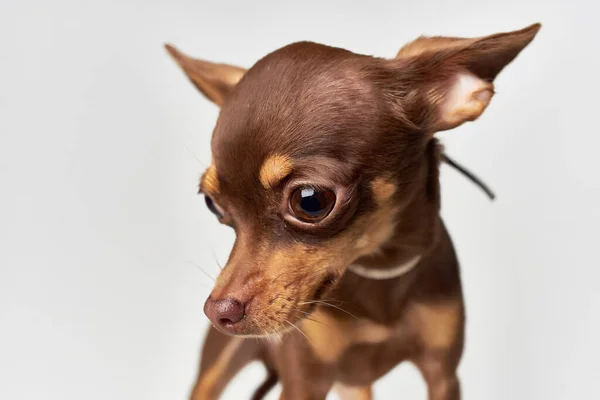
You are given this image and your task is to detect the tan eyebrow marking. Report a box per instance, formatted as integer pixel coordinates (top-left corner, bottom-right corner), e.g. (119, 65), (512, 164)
(259, 154), (293, 189)
(201, 164), (220, 193)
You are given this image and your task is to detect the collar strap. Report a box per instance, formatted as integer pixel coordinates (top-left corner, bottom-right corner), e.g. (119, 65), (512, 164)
(347, 255), (422, 280)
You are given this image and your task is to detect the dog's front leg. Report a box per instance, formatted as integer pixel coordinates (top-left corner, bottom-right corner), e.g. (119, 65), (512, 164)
(334, 384), (373, 400)
(275, 331), (335, 400)
(415, 354), (461, 400)
(277, 377), (333, 400)
(409, 299), (465, 400)
(189, 326), (260, 400)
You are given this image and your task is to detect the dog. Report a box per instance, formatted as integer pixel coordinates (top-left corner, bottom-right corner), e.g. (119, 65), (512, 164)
(165, 23), (540, 400)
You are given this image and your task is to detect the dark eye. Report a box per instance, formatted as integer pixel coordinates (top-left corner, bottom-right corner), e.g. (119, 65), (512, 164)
(290, 186), (336, 223)
(204, 195), (224, 219)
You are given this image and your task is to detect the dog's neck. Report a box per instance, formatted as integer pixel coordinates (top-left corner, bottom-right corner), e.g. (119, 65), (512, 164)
(351, 139), (443, 276)
(348, 254), (422, 280)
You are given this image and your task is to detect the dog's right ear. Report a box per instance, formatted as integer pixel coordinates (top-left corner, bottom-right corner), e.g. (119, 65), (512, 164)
(165, 44), (246, 107)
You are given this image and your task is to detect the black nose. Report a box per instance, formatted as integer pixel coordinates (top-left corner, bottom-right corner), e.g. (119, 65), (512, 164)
(204, 297), (245, 333)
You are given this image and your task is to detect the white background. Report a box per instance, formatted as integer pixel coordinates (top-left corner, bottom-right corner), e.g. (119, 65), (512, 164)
(1, 0), (598, 399)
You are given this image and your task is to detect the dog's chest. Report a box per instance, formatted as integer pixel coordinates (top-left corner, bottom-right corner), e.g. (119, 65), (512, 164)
(334, 335), (413, 385)
(301, 309), (411, 371)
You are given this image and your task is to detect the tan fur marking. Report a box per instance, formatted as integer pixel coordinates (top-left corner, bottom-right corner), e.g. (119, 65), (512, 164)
(193, 337), (243, 398)
(354, 178), (398, 252)
(410, 300), (462, 350)
(334, 384), (373, 400)
(202, 164), (220, 194)
(301, 311), (346, 363)
(259, 154), (293, 189)
(301, 310), (392, 363)
(354, 203), (399, 254)
(371, 177), (396, 204)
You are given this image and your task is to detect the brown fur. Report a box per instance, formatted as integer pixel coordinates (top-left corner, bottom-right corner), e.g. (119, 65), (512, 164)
(167, 23), (541, 400)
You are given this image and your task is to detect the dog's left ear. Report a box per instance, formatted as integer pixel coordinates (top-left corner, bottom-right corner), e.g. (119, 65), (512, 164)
(392, 23), (541, 132)
(165, 44), (246, 107)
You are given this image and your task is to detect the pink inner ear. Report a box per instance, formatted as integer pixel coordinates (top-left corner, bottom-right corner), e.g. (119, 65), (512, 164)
(439, 72), (494, 130)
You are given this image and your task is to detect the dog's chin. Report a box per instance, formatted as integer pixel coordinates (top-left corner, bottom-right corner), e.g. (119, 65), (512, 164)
(221, 314), (308, 338)
(211, 318), (294, 338)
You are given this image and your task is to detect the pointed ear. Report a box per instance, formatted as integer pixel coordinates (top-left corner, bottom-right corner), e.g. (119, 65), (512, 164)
(393, 23), (541, 132)
(165, 44), (247, 107)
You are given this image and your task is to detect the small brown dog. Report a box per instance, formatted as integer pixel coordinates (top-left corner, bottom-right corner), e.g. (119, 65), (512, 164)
(166, 23), (540, 400)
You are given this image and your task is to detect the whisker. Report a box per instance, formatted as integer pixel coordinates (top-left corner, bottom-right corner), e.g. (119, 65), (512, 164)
(265, 321), (279, 343)
(197, 284), (213, 290)
(182, 143), (207, 167)
(298, 300), (359, 320)
(299, 315), (328, 326)
(285, 320), (314, 347)
(302, 298), (345, 306)
(291, 309), (327, 324)
(210, 249), (223, 271)
(187, 260), (216, 282)
(274, 327), (283, 343)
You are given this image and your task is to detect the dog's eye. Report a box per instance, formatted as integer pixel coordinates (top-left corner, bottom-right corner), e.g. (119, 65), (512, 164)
(205, 195), (224, 219)
(290, 186), (335, 223)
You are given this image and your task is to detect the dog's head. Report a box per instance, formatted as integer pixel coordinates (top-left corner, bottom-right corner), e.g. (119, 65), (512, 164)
(166, 24), (539, 336)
